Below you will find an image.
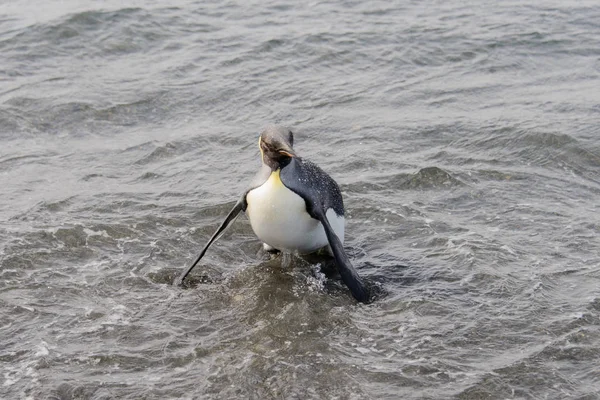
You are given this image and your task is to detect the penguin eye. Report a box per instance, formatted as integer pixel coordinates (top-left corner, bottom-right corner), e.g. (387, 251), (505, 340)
(260, 140), (271, 151)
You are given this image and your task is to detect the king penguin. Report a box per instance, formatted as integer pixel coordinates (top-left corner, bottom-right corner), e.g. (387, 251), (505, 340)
(176, 125), (369, 303)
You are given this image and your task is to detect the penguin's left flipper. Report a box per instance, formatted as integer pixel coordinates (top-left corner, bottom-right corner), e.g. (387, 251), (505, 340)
(175, 199), (244, 286)
(314, 208), (370, 303)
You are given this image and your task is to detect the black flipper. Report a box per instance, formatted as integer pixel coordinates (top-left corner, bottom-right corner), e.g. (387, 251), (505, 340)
(174, 200), (244, 286)
(316, 209), (370, 303)
(279, 158), (370, 303)
(176, 166), (271, 287)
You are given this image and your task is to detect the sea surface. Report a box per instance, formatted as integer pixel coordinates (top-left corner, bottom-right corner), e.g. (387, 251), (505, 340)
(1, 0), (600, 399)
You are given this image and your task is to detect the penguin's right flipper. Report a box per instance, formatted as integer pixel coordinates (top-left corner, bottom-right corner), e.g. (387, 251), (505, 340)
(175, 200), (244, 286)
(315, 210), (370, 303)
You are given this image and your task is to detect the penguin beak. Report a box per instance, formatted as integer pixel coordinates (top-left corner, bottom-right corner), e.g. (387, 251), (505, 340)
(260, 138), (296, 159)
(277, 147), (296, 158)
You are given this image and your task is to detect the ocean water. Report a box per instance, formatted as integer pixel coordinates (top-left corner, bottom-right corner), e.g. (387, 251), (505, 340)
(1, 1), (600, 399)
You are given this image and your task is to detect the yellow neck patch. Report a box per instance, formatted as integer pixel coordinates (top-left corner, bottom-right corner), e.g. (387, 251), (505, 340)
(268, 169), (284, 187)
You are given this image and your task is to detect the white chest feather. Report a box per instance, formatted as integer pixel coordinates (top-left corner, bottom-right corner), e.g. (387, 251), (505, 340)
(245, 169), (344, 254)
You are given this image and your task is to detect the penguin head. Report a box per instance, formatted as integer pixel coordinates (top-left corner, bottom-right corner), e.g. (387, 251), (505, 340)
(259, 125), (296, 169)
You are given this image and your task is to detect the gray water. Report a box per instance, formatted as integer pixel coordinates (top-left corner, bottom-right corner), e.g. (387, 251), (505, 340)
(1, 0), (600, 398)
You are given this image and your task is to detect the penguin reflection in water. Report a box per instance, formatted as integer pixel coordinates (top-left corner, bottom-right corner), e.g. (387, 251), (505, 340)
(176, 125), (369, 302)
